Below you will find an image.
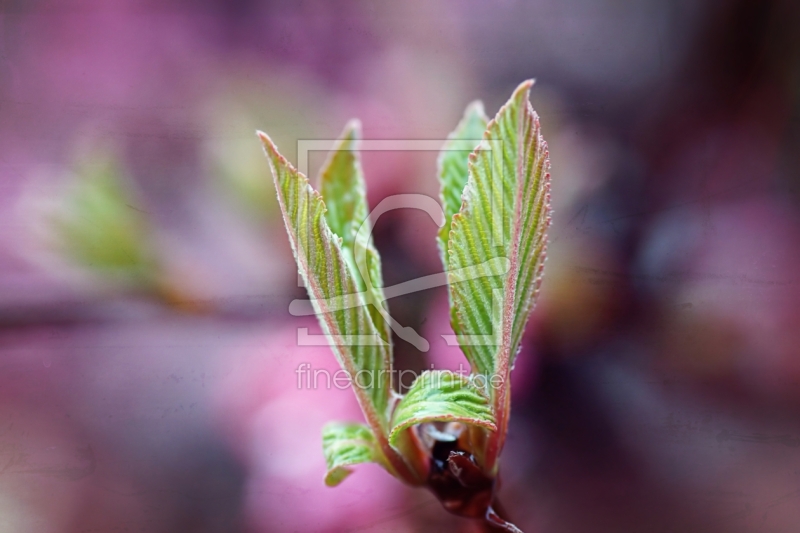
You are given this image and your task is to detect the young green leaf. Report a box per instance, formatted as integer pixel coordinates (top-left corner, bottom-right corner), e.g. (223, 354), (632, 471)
(319, 121), (390, 346)
(258, 130), (391, 425)
(50, 153), (155, 282)
(389, 370), (496, 447)
(437, 101), (488, 267)
(259, 128), (421, 485)
(447, 80), (551, 471)
(319, 121), (366, 254)
(322, 422), (380, 487)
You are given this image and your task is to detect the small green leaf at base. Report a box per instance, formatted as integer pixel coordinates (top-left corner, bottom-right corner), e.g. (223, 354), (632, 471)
(389, 371), (496, 447)
(322, 422), (379, 487)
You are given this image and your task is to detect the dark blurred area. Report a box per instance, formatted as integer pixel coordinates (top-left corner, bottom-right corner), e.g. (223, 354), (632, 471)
(1, 0), (800, 531)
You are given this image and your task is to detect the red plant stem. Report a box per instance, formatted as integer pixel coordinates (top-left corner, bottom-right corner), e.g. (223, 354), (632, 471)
(483, 380), (511, 474)
(484, 499), (524, 533)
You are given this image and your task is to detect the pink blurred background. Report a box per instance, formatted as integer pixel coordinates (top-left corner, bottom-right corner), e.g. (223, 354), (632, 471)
(1, 0), (800, 531)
